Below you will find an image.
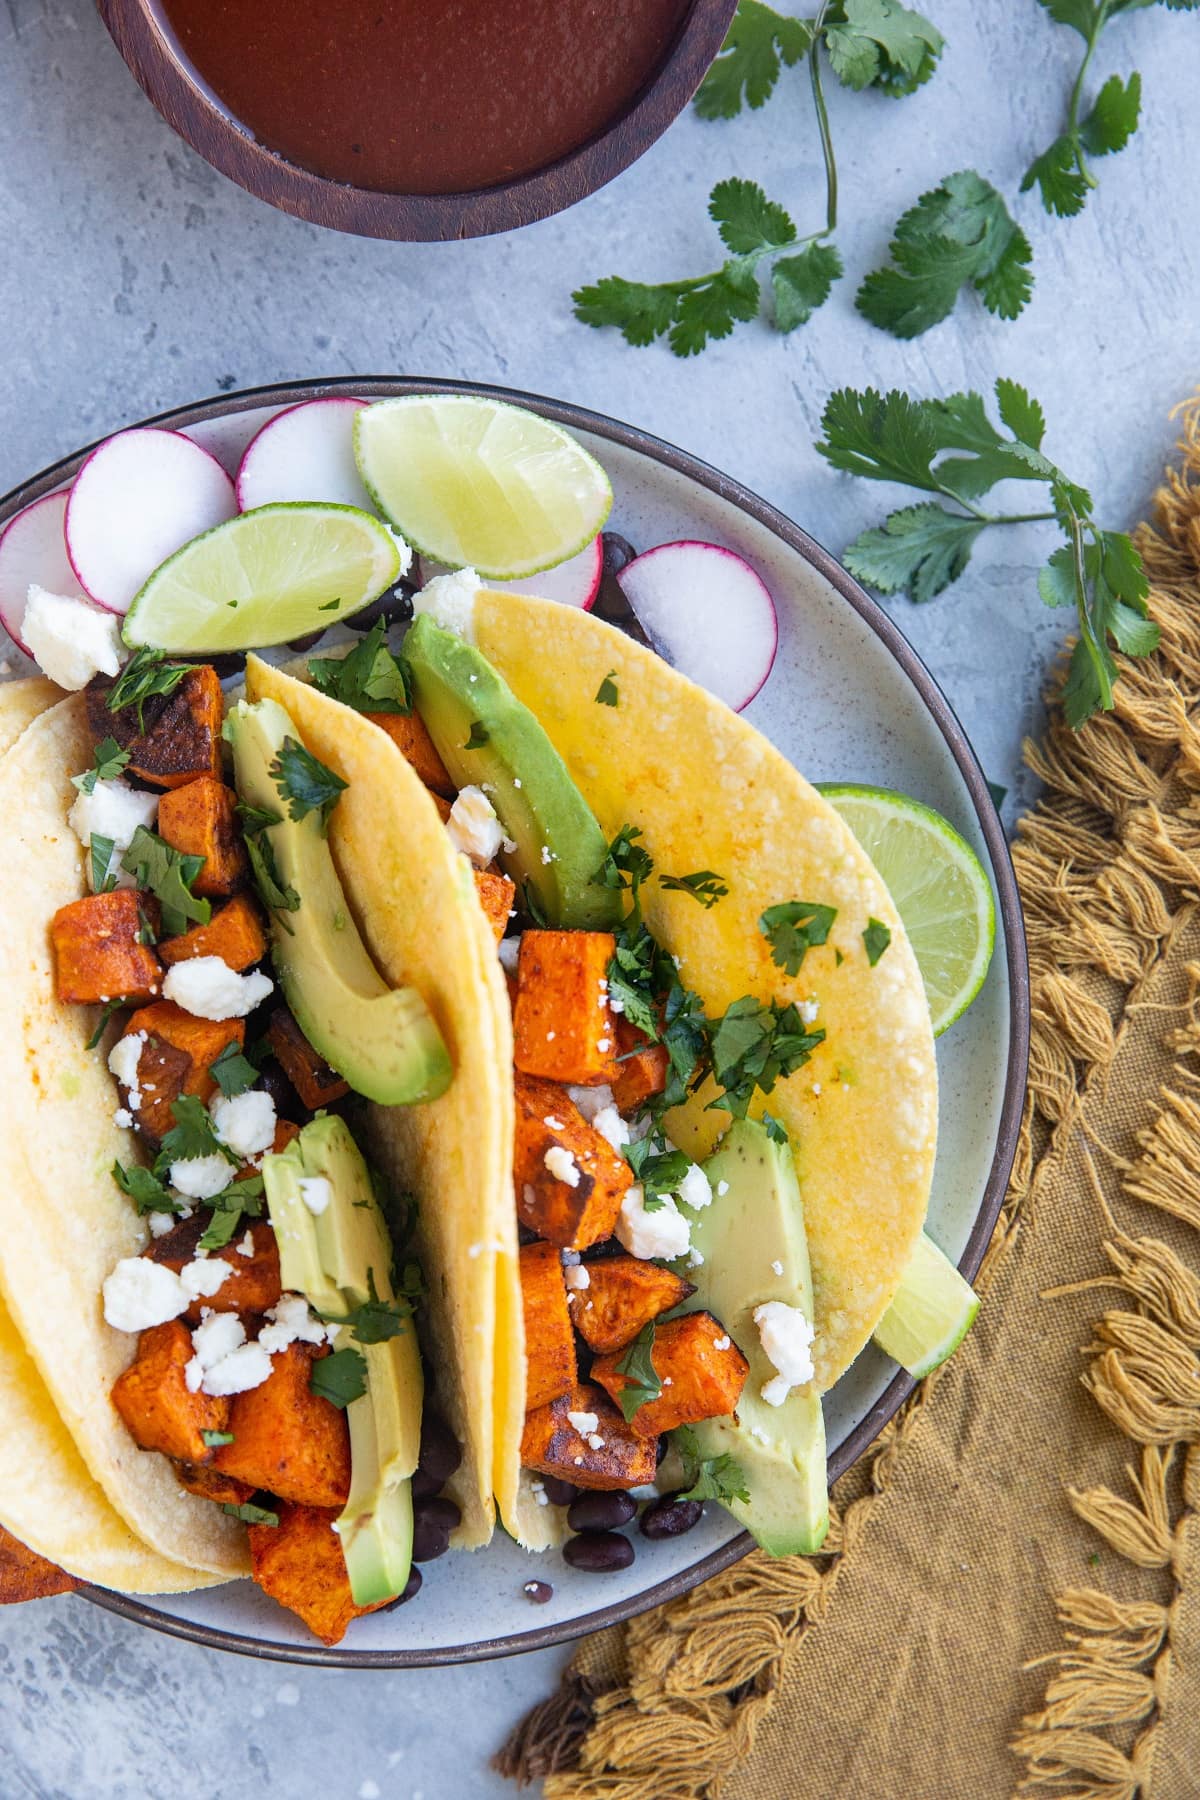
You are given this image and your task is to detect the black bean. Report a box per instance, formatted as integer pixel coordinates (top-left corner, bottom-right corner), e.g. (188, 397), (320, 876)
(410, 1518), (450, 1563)
(639, 1495), (704, 1540)
(345, 579), (417, 633)
(600, 532), (638, 578)
(285, 628), (325, 654)
(522, 1580), (554, 1605)
(410, 1467), (440, 1501)
(418, 1411), (462, 1487)
(380, 1565), (423, 1610)
(414, 1495), (461, 1533)
(539, 1476), (579, 1507)
(563, 1530), (635, 1573)
(567, 1491), (637, 1533)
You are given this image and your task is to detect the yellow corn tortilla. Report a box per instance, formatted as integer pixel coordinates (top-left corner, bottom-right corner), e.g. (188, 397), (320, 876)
(473, 591), (938, 1400)
(245, 658), (516, 1550)
(0, 675), (61, 753)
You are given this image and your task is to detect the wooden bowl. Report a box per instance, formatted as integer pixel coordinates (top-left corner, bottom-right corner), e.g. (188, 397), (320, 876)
(97, 0), (739, 241)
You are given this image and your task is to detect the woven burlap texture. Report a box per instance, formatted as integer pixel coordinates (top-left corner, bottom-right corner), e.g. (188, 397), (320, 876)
(498, 401), (1200, 1800)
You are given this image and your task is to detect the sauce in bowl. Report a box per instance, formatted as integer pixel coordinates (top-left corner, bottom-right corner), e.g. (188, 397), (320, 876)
(158, 0), (694, 195)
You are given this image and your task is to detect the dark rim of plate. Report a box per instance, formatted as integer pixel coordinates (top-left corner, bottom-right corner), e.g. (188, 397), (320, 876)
(0, 376), (1031, 1668)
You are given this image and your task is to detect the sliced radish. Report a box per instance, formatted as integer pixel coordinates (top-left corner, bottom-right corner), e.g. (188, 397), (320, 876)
(0, 491), (86, 655)
(486, 536), (603, 610)
(617, 540), (778, 711)
(236, 397), (373, 513)
(66, 428), (236, 614)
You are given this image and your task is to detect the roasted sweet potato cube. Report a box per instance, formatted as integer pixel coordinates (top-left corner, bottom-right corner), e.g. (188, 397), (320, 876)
(247, 1502), (386, 1645)
(266, 1007), (349, 1110)
(513, 930), (620, 1085)
(592, 1311), (750, 1438)
(366, 709), (455, 798)
(519, 1242), (577, 1410)
(112, 1320), (231, 1463)
(520, 1383), (658, 1492)
(159, 893), (268, 971)
(51, 890), (163, 1006)
(570, 1255), (694, 1355)
(157, 777), (247, 897)
(150, 1216), (282, 1320)
(121, 1002), (245, 1144)
(87, 664), (223, 789)
(513, 1073), (632, 1250)
(0, 1525), (78, 1603)
(611, 1018), (669, 1114)
(176, 1463), (255, 1506)
(213, 1344), (351, 1508)
(474, 868), (517, 947)
(430, 792), (453, 824)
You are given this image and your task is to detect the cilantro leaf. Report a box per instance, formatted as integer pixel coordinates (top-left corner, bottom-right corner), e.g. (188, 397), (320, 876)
(1024, 4), (1146, 218)
(771, 240), (844, 331)
(613, 1322), (662, 1423)
(824, 0), (944, 96)
(112, 1160), (179, 1216)
(863, 918), (892, 964)
(243, 824), (300, 925)
(464, 720), (489, 749)
(201, 1430), (234, 1447)
(222, 1501), (279, 1527)
(236, 801), (283, 835)
(87, 998), (125, 1051)
(197, 1177), (266, 1253)
(694, 0), (814, 118)
(1081, 71), (1141, 155)
(856, 172), (1032, 339)
(154, 1094), (236, 1175)
(659, 869), (729, 909)
(308, 621), (412, 715)
(994, 379), (1046, 451)
(309, 1346), (368, 1410)
(706, 997), (825, 1118)
(324, 1269), (417, 1344)
(597, 824), (654, 899)
(842, 504), (986, 603)
(72, 737), (131, 795)
(762, 1109), (789, 1145)
(106, 649), (191, 732)
(759, 901), (837, 975)
(270, 738), (348, 833)
(711, 177), (797, 256)
(676, 1426), (752, 1505)
(121, 826), (211, 937)
(595, 671), (619, 707)
(1021, 135), (1091, 217)
(210, 1040), (259, 1099)
(623, 1137), (692, 1209)
(817, 387), (944, 489)
(90, 834), (119, 895)
(573, 277), (680, 349)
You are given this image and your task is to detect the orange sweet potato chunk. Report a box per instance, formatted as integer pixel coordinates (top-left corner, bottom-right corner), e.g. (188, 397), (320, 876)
(611, 1018), (669, 1114)
(520, 1383), (658, 1492)
(570, 1255), (694, 1355)
(157, 777), (247, 898)
(474, 868), (517, 947)
(266, 1007), (349, 1110)
(592, 1312), (750, 1439)
(159, 894), (267, 970)
(513, 1073), (632, 1250)
(513, 931), (620, 1085)
(247, 1502), (387, 1645)
(519, 1242), (577, 1411)
(51, 890), (163, 1006)
(150, 1217), (282, 1321)
(112, 1320), (231, 1464)
(121, 1002), (245, 1144)
(366, 710), (455, 798)
(88, 664), (223, 789)
(213, 1344), (351, 1508)
(0, 1525), (78, 1603)
(176, 1463), (254, 1507)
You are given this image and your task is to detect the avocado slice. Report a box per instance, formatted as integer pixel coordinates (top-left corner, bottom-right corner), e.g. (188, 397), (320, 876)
(873, 1232), (979, 1379)
(404, 611), (621, 930)
(262, 1116), (422, 1605)
(227, 697), (452, 1105)
(676, 1118), (830, 1556)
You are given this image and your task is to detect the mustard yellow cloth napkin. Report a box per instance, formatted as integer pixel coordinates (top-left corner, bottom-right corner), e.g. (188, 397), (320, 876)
(499, 403), (1200, 1800)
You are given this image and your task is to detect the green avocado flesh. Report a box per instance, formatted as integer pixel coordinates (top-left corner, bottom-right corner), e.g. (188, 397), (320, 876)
(263, 1115), (421, 1606)
(403, 612), (621, 930)
(873, 1232), (979, 1380)
(679, 1119), (829, 1557)
(226, 696), (451, 1106)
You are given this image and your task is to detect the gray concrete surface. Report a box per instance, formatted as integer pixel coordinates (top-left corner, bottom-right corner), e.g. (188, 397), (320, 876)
(1, 0), (1198, 1794)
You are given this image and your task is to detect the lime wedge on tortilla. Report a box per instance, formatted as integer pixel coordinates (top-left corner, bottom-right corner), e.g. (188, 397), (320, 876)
(873, 1232), (979, 1377)
(354, 396), (612, 580)
(122, 503), (402, 652)
(818, 783), (995, 1035)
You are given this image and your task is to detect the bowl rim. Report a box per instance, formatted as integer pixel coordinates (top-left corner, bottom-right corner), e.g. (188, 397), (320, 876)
(0, 375), (1030, 1667)
(95, 0), (739, 242)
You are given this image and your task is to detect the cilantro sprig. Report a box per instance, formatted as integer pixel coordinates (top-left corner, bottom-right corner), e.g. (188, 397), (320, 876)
(759, 901), (837, 975)
(153, 1094), (238, 1175)
(613, 1322), (663, 1423)
(310, 1346), (368, 1410)
(121, 827), (211, 936)
(238, 806), (301, 925)
(322, 1268), (420, 1344)
(72, 738), (131, 795)
(660, 869), (729, 909)
(210, 1040), (259, 1099)
(675, 1424), (751, 1505)
(270, 738), (348, 833)
(816, 380), (1160, 725)
(856, 171), (1032, 339)
(106, 648), (191, 731)
(308, 621), (412, 715)
(623, 1137), (692, 1211)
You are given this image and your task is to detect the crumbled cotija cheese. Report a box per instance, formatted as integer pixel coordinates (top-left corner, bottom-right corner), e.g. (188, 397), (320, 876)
(163, 956), (273, 1021)
(544, 1146), (580, 1187)
(753, 1300), (816, 1406)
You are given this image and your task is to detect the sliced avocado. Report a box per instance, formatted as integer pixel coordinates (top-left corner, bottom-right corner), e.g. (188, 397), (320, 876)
(262, 1116), (423, 1605)
(404, 611), (621, 930)
(227, 697), (451, 1105)
(676, 1117), (829, 1556)
(873, 1232), (979, 1379)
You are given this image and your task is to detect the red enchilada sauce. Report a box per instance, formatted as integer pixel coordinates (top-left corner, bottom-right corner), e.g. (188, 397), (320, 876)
(160, 0), (693, 195)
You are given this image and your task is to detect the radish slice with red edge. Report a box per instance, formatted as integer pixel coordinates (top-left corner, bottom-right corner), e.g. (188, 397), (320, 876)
(236, 397), (373, 513)
(486, 536), (602, 610)
(616, 540), (778, 711)
(66, 428), (236, 615)
(0, 491), (87, 655)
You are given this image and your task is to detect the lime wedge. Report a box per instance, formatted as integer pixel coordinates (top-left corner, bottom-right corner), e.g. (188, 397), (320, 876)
(818, 783), (995, 1035)
(122, 503), (402, 652)
(873, 1232), (978, 1377)
(354, 396), (612, 580)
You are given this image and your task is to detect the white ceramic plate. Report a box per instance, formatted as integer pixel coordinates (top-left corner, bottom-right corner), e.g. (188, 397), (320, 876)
(0, 379), (1029, 1666)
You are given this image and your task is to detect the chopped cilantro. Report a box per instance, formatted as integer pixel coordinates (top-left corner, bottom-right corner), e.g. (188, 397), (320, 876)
(221, 1501), (278, 1527)
(762, 1110), (789, 1145)
(863, 918), (892, 965)
(660, 869), (729, 909)
(87, 998), (125, 1051)
(90, 833), (118, 895)
(106, 648), (191, 731)
(112, 1160), (178, 1216)
(308, 620), (412, 714)
(323, 1268), (417, 1344)
(706, 996), (825, 1118)
(309, 1346), (368, 1410)
(136, 905), (157, 947)
(121, 827), (211, 937)
(210, 1040), (259, 1099)
(72, 737), (131, 795)
(759, 901), (837, 975)
(153, 1094), (236, 1177)
(244, 827), (301, 926)
(597, 823), (654, 900)
(675, 1424), (751, 1505)
(201, 1429), (234, 1448)
(197, 1176), (266, 1252)
(270, 738), (348, 834)
(623, 1137), (692, 1210)
(464, 720), (489, 749)
(613, 1321), (662, 1423)
(595, 671), (620, 707)
(236, 801), (283, 835)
